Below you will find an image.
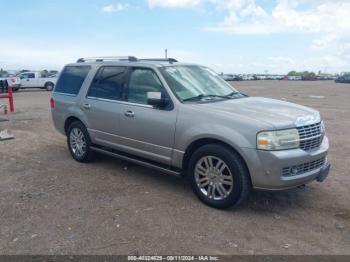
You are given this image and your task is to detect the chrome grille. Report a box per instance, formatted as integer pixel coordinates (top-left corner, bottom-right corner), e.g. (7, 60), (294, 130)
(297, 122), (323, 151)
(282, 157), (326, 177)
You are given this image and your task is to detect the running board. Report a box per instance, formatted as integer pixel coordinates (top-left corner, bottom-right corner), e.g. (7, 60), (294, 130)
(90, 146), (181, 176)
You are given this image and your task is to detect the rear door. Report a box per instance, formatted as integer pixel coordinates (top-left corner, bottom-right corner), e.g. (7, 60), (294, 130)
(82, 66), (127, 146)
(117, 67), (177, 165)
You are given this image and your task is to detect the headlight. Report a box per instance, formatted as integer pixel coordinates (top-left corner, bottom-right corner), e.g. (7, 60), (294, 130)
(257, 128), (300, 150)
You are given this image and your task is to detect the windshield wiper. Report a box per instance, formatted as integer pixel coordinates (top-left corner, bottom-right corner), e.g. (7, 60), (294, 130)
(183, 94), (230, 102)
(223, 91), (240, 97)
(222, 91), (248, 98)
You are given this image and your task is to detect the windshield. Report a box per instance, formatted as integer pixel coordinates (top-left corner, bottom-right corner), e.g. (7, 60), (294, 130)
(159, 65), (240, 102)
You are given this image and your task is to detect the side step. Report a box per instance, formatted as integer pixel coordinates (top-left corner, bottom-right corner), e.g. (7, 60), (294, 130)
(90, 146), (182, 176)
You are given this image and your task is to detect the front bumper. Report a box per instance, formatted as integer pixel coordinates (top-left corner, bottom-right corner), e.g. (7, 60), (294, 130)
(241, 136), (330, 190)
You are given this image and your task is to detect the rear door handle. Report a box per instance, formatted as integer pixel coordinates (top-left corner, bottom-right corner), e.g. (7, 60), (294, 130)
(83, 103), (91, 110)
(124, 110), (135, 118)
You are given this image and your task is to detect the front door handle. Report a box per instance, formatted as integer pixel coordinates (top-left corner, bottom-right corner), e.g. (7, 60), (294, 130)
(124, 110), (135, 118)
(83, 103), (91, 110)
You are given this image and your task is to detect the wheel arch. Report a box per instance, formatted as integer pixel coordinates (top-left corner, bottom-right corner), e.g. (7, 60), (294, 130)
(182, 137), (251, 181)
(44, 81), (54, 87)
(64, 116), (85, 135)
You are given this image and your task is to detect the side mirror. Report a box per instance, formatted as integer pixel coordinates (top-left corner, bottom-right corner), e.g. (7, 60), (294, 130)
(147, 92), (169, 108)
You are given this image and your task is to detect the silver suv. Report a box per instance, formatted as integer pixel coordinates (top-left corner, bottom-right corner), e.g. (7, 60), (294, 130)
(51, 56), (330, 209)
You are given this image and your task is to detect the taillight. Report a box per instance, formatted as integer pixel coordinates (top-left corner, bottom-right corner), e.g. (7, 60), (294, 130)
(50, 97), (55, 109)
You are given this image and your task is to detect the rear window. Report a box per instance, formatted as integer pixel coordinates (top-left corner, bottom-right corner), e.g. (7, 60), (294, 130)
(55, 66), (91, 95)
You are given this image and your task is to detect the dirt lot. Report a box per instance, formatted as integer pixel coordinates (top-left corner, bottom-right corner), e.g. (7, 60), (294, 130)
(0, 81), (349, 255)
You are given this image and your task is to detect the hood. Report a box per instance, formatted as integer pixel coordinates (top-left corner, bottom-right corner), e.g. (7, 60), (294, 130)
(195, 97), (320, 129)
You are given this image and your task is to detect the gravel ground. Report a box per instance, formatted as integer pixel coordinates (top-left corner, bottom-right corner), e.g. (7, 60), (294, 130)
(0, 81), (349, 255)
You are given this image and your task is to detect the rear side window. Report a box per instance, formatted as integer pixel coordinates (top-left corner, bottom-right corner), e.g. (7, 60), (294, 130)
(55, 66), (91, 95)
(20, 73), (34, 79)
(87, 66), (127, 100)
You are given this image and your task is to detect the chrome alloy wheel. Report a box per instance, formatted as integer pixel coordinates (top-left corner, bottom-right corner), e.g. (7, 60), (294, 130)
(69, 128), (87, 158)
(194, 156), (234, 200)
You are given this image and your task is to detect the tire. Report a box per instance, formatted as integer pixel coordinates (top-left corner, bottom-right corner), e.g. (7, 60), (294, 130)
(188, 144), (251, 209)
(67, 121), (95, 163)
(45, 82), (54, 91)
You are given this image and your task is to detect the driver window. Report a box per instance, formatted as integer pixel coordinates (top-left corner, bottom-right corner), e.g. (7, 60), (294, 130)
(127, 69), (163, 105)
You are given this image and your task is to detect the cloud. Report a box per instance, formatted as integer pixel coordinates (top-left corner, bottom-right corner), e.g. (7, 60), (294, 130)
(205, 0), (350, 35)
(200, 0), (350, 72)
(102, 3), (127, 13)
(147, 0), (201, 8)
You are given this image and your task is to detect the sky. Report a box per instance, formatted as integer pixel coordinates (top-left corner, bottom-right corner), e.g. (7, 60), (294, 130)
(0, 0), (349, 74)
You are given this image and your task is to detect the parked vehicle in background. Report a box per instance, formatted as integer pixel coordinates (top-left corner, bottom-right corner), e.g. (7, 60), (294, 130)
(317, 75), (336, 80)
(275, 75), (285, 80)
(302, 76), (317, 81)
(232, 75), (243, 81)
(0, 75), (21, 91)
(242, 75), (254, 81)
(335, 75), (350, 83)
(288, 76), (302, 81)
(222, 74), (242, 81)
(18, 71), (57, 91)
(222, 74), (235, 81)
(51, 56), (330, 209)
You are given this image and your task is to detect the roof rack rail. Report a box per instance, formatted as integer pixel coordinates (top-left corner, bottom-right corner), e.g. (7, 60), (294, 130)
(139, 58), (178, 63)
(77, 56), (138, 63)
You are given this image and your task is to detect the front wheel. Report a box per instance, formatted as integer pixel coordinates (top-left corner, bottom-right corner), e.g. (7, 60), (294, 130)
(188, 144), (251, 209)
(67, 121), (95, 163)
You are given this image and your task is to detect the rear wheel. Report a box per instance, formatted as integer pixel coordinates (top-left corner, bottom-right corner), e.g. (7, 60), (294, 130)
(188, 144), (251, 209)
(45, 82), (54, 91)
(67, 121), (95, 163)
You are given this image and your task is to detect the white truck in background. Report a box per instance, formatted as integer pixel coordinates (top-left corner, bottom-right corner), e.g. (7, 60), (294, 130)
(0, 74), (21, 92)
(18, 72), (57, 91)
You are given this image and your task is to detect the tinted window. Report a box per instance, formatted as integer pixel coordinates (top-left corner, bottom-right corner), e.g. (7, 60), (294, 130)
(88, 66), (126, 100)
(28, 73), (35, 78)
(128, 69), (163, 104)
(20, 73), (30, 79)
(55, 66), (90, 95)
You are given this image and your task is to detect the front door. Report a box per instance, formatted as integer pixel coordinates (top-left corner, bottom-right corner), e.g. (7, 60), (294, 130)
(20, 73), (36, 88)
(118, 67), (177, 165)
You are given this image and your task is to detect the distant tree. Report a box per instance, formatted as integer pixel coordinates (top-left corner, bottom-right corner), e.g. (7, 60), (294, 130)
(40, 70), (49, 77)
(16, 69), (30, 76)
(288, 71), (316, 77)
(0, 69), (9, 77)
